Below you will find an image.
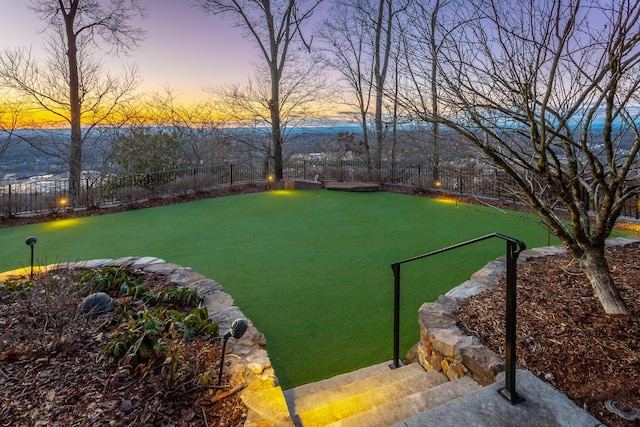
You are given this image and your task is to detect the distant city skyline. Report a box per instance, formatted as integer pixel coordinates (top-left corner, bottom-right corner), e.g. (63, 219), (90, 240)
(0, 1), (259, 103)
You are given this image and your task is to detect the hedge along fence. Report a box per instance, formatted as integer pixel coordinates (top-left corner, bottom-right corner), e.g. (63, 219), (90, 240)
(2, 158), (639, 220)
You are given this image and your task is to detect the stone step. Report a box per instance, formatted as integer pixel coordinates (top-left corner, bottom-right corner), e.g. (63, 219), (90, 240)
(391, 370), (602, 427)
(327, 376), (482, 427)
(284, 361), (396, 402)
(288, 363), (441, 414)
(286, 363), (449, 427)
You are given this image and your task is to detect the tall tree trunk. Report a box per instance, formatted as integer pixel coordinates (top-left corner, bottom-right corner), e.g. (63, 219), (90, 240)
(63, 1), (82, 206)
(579, 246), (630, 315)
(429, 0), (440, 183)
(373, 0), (392, 182)
(270, 97), (283, 181)
(359, 111), (372, 171)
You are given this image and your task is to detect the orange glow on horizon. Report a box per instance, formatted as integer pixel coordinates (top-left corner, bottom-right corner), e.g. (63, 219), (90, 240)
(2, 86), (350, 129)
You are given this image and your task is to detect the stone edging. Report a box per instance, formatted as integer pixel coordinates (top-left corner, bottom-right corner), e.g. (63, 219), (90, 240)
(411, 236), (640, 386)
(6, 256), (289, 427)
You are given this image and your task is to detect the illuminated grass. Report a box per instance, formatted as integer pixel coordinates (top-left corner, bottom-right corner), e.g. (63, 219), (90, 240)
(0, 190), (557, 388)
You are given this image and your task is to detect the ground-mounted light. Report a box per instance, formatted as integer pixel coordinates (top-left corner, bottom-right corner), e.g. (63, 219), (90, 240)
(434, 180), (442, 188)
(25, 236), (37, 280)
(217, 318), (249, 386)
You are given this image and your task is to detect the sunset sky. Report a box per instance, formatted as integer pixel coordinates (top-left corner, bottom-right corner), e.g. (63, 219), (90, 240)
(0, 1), (258, 103)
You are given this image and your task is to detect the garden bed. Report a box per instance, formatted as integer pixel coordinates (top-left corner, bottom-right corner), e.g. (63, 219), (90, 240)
(457, 242), (640, 427)
(0, 266), (247, 426)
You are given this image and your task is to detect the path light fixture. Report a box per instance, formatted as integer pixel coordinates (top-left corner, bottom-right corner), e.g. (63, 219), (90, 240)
(25, 236), (37, 280)
(217, 318), (249, 386)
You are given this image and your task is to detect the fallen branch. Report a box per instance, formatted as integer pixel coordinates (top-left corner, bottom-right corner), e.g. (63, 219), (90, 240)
(209, 384), (244, 404)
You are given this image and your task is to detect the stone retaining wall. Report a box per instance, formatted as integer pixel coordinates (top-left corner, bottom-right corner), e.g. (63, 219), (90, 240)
(284, 179), (322, 190)
(411, 236), (640, 386)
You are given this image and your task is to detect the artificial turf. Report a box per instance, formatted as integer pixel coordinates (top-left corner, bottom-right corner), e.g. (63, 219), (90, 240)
(0, 190), (558, 388)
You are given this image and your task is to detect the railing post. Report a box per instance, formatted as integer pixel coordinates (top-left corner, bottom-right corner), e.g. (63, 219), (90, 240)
(391, 233), (526, 403)
(390, 263), (402, 369)
(498, 240), (525, 404)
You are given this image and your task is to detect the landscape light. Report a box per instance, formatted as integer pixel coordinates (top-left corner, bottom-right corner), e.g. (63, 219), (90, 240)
(25, 236), (37, 280)
(434, 180), (442, 188)
(217, 318), (249, 386)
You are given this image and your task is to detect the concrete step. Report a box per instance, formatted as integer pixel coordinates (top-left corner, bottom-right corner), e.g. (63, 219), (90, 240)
(285, 362), (451, 427)
(327, 376), (482, 427)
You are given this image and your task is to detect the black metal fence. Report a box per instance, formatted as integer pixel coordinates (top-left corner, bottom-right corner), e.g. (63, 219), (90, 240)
(2, 158), (639, 220)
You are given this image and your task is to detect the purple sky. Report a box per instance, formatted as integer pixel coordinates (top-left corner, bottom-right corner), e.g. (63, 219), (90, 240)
(0, 1), (257, 102)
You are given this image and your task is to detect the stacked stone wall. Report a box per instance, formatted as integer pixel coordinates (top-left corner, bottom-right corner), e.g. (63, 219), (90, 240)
(411, 236), (640, 386)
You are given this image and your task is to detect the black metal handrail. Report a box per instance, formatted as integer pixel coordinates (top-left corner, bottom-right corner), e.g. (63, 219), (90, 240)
(390, 232), (526, 404)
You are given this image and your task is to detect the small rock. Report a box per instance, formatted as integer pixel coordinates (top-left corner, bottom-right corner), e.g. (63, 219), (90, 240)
(80, 292), (114, 316)
(181, 409), (195, 421)
(544, 372), (555, 381)
(115, 369), (129, 380)
(36, 369), (52, 379)
(120, 399), (133, 412)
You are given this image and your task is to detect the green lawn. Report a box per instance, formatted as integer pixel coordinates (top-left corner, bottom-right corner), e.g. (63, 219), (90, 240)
(0, 190), (558, 388)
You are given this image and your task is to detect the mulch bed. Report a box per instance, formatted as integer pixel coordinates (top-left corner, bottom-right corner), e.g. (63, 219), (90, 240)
(457, 243), (640, 427)
(0, 268), (247, 426)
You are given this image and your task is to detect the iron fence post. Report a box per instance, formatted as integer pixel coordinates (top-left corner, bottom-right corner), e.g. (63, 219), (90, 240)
(391, 263), (402, 369)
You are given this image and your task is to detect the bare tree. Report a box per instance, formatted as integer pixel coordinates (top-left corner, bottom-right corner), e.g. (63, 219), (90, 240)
(0, 1), (145, 205)
(0, 95), (31, 161)
(320, 0), (408, 176)
(108, 90), (231, 173)
(370, 0), (407, 172)
(319, 0), (375, 166)
(193, 0), (323, 181)
(397, 0), (465, 182)
(429, 0), (640, 314)
(210, 59), (329, 166)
